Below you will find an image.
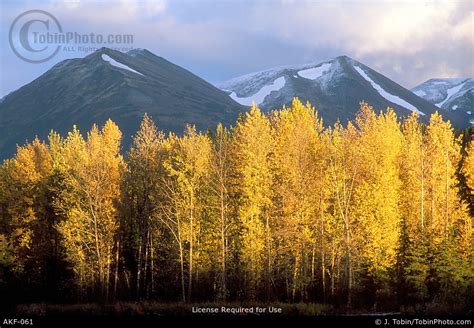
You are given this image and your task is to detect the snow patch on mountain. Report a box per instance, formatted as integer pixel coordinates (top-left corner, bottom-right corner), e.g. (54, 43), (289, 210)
(435, 82), (466, 108)
(411, 78), (472, 107)
(101, 54), (144, 76)
(229, 76), (286, 106)
(414, 89), (426, 97)
(219, 65), (292, 93)
(297, 63), (332, 80)
(127, 48), (146, 57)
(354, 66), (425, 116)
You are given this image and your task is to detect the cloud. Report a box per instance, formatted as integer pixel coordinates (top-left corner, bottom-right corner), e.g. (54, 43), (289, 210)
(47, 0), (167, 23)
(1, 0), (472, 96)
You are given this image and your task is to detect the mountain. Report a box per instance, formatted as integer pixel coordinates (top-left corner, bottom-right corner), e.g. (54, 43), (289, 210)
(0, 47), (245, 160)
(411, 78), (473, 124)
(218, 56), (470, 128)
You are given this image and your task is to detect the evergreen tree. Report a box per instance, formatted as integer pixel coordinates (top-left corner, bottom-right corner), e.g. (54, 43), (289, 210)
(398, 113), (430, 305)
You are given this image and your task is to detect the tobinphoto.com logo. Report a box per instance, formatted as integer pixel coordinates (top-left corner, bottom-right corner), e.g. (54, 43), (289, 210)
(9, 10), (134, 63)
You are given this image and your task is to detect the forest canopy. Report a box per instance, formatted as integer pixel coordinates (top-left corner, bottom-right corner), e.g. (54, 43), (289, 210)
(0, 99), (472, 313)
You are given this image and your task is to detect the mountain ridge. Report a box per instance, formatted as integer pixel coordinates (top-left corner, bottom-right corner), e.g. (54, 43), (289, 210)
(411, 78), (473, 124)
(1, 49), (471, 161)
(218, 56), (471, 128)
(0, 47), (246, 160)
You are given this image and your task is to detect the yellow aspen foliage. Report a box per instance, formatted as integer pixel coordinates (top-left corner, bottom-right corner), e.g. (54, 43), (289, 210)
(400, 113), (426, 233)
(232, 103), (274, 298)
(54, 120), (124, 299)
(124, 114), (165, 297)
(272, 98), (322, 300)
(353, 104), (402, 279)
(424, 114), (463, 241)
(209, 123), (233, 300)
(161, 125), (212, 302)
(0, 138), (52, 275)
(0, 99), (472, 308)
(424, 114), (472, 289)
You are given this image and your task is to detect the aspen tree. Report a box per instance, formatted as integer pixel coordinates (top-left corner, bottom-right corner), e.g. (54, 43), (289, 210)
(272, 98), (322, 301)
(209, 124), (233, 300)
(232, 104), (274, 299)
(398, 113), (429, 302)
(55, 121), (124, 300)
(123, 114), (164, 298)
(424, 114), (472, 297)
(160, 126), (212, 302)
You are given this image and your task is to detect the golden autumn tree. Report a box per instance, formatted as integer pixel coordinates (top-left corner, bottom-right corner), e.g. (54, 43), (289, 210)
(318, 127), (345, 301)
(54, 121), (124, 300)
(271, 98), (323, 301)
(232, 104), (274, 299)
(398, 113), (430, 303)
(1, 99), (473, 308)
(351, 104), (403, 306)
(209, 123), (233, 300)
(325, 120), (362, 307)
(159, 126), (212, 302)
(0, 138), (56, 295)
(423, 114), (472, 298)
(122, 114), (165, 298)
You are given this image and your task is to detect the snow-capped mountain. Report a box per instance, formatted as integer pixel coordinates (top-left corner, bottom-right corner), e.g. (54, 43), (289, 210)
(411, 78), (473, 124)
(0, 48), (245, 160)
(219, 56), (470, 128)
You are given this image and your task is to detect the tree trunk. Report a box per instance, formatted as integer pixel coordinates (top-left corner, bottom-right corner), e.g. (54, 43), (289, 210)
(320, 195), (326, 300)
(106, 246), (111, 302)
(421, 143), (425, 230)
(188, 193), (194, 303)
(114, 240), (120, 300)
(292, 250), (299, 302)
(331, 241), (335, 298)
(346, 227), (352, 308)
(137, 242), (142, 298)
(144, 231), (149, 297)
(150, 236), (155, 295)
(220, 188), (227, 300)
(265, 214), (272, 299)
(92, 211), (103, 298)
(445, 139), (449, 238)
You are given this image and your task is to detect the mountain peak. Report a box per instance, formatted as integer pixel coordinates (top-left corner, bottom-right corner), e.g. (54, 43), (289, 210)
(0, 48), (245, 160)
(127, 48), (152, 57)
(334, 55), (351, 61)
(83, 47), (118, 61)
(218, 56), (470, 128)
(411, 77), (473, 117)
(84, 47), (153, 60)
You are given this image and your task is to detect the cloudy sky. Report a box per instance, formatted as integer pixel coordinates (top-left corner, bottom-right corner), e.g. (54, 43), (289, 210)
(1, 0), (473, 97)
